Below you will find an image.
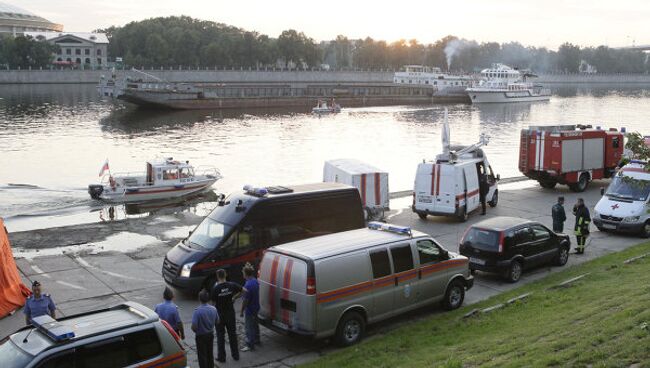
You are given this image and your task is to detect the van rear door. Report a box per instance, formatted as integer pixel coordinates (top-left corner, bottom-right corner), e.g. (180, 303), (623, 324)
(414, 163), (456, 215)
(258, 251), (312, 334)
(462, 164), (480, 212)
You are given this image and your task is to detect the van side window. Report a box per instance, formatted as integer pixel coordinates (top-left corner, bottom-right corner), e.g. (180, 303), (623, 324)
(417, 240), (441, 264)
(37, 350), (75, 368)
(531, 225), (551, 240)
(75, 328), (162, 368)
(370, 249), (392, 279)
(390, 244), (414, 273)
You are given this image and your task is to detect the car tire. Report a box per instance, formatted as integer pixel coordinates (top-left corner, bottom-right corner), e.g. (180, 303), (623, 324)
(417, 212), (427, 220)
(539, 180), (557, 189)
(569, 173), (589, 192)
(505, 260), (523, 283)
(442, 279), (465, 310)
(555, 246), (569, 266)
(640, 222), (650, 238)
(488, 190), (498, 207)
(457, 206), (468, 222)
(335, 311), (365, 347)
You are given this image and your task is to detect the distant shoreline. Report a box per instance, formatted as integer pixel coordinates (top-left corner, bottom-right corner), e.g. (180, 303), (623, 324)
(1, 69), (650, 85)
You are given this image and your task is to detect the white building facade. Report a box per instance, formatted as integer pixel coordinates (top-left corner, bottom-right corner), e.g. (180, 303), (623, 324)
(24, 32), (109, 68)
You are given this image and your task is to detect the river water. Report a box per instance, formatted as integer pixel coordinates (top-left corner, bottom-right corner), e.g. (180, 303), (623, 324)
(1, 83), (649, 231)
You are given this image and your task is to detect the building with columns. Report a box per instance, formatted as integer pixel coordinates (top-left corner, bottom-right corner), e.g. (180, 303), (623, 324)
(24, 32), (109, 68)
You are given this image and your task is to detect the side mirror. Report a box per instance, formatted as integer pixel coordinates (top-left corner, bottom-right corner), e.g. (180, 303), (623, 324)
(497, 174), (501, 181)
(600, 187), (605, 196)
(442, 249), (449, 259)
(188, 230), (193, 237)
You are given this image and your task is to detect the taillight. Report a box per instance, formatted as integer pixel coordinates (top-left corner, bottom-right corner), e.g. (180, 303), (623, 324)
(498, 231), (505, 253)
(161, 319), (184, 350)
(306, 277), (316, 295)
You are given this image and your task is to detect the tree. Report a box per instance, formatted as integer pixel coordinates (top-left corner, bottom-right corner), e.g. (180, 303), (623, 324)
(0, 35), (58, 68)
(557, 43), (581, 73)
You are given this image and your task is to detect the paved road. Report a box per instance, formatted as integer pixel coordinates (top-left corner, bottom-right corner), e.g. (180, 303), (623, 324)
(1, 180), (644, 367)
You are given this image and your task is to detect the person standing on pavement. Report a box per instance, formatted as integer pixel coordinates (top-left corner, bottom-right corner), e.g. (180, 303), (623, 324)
(573, 198), (591, 254)
(211, 269), (242, 363)
(192, 290), (218, 368)
(478, 165), (489, 215)
(552, 196), (567, 233)
(24, 280), (56, 325)
(240, 264), (260, 352)
(154, 287), (185, 340)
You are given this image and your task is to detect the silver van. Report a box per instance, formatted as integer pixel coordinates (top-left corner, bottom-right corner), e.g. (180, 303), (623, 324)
(257, 222), (474, 346)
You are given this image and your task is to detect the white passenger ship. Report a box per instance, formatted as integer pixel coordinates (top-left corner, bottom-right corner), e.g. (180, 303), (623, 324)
(88, 158), (222, 203)
(393, 65), (473, 95)
(466, 63), (551, 103)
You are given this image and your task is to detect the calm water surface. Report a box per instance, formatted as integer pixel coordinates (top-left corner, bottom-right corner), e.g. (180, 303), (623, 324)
(1, 84), (649, 231)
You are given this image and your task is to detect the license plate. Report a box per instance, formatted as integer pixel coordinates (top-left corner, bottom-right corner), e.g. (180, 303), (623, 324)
(272, 320), (289, 330)
(602, 223), (617, 230)
(419, 196), (432, 203)
(469, 257), (486, 265)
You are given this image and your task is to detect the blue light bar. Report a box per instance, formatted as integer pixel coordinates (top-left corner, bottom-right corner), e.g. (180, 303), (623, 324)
(31, 315), (75, 342)
(629, 160), (647, 165)
(243, 185), (268, 197)
(368, 222), (412, 236)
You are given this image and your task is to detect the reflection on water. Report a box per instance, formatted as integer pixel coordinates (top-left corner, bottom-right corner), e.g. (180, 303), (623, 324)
(1, 83), (649, 230)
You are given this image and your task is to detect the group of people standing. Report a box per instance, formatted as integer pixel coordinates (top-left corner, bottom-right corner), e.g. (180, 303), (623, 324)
(552, 196), (591, 254)
(154, 264), (260, 368)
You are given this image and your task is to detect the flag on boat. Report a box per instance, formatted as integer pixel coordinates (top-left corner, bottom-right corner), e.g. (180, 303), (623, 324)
(99, 159), (110, 177)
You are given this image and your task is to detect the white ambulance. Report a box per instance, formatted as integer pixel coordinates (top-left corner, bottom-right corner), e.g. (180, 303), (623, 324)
(413, 115), (499, 221)
(593, 160), (650, 237)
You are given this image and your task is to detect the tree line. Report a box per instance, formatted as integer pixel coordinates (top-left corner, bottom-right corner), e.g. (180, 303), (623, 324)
(0, 15), (648, 73)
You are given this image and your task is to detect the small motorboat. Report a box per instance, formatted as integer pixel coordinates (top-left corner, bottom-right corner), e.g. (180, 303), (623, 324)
(88, 158), (222, 203)
(312, 99), (341, 114)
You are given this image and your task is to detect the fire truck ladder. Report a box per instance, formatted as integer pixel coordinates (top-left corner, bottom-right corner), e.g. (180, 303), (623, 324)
(519, 131), (530, 171)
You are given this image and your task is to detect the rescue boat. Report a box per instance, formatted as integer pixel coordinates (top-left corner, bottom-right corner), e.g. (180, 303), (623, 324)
(88, 158), (222, 203)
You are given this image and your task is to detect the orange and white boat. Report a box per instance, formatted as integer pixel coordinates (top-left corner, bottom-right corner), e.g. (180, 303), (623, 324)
(88, 158), (222, 203)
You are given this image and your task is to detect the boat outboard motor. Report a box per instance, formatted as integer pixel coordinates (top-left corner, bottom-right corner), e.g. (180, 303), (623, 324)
(88, 185), (104, 200)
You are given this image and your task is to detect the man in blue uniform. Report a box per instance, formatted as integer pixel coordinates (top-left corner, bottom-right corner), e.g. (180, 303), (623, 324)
(211, 269), (242, 363)
(192, 290), (218, 368)
(154, 287), (185, 339)
(552, 196), (567, 233)
(240, 264), (260, 352)
(24, 280), (56, 325)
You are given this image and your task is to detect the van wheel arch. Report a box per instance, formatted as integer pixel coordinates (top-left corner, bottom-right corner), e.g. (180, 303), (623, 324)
(335, 308), (367, 346)
(442, 277), (466, 310)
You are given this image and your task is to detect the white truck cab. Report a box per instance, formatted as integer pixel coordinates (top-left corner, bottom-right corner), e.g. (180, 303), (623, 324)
(593, 160), (650, 237)
(413, 112), (499, 221)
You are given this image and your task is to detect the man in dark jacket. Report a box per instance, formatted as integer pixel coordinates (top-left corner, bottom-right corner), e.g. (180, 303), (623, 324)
(552, 196), (567, 233)
(573, 198), (591, 254)
(479, 171), (489, 215)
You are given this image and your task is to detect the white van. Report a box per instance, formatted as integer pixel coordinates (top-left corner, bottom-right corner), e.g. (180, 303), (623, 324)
(257, 222), (473, 346)
(413, 149), (499, 221)
(593, 161), (650, 237)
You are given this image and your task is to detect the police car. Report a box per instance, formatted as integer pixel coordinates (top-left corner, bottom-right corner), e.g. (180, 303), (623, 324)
(0, 302), (187, 368)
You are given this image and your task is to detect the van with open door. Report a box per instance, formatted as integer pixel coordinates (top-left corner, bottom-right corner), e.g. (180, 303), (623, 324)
(163, 183), (365, 292)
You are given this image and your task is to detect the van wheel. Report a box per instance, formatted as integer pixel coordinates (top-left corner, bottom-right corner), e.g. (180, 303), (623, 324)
(640, 222), (650, 238)
(569, 173), (589, 192)
(442, 279), (465, 310)
(505, 260), (523, 283)
(555, 246), (569, 266)
(335, 311), (365, 346)
(457, 207), (468, 222)
(417, 212), (427, 220)
(539, 180), (557, 189)
(488, 190), (498, 207)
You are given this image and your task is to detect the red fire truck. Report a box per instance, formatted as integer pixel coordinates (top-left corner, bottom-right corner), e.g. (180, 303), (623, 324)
(519, 125), (624, 192)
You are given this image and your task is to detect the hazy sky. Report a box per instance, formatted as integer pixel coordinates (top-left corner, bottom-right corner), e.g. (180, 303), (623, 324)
(11, 0), (649, 49)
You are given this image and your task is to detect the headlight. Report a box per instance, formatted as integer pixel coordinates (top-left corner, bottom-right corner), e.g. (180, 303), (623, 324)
(180, 262), (196, 278)
(623, 216), (640, 223)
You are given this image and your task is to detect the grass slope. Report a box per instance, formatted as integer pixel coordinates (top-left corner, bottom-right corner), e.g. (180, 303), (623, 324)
(305, 243), (650, 368)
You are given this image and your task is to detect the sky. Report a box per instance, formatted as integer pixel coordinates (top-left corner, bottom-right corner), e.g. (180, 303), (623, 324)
(11, 0), (650, 49)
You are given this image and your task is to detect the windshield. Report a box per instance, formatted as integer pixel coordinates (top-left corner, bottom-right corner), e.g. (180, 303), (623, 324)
(187, 217), (232, 250)
(606, 176), (650, 201)
(0, 337), (32, 368)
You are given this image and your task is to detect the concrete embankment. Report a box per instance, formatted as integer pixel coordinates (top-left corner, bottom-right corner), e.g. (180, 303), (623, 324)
(2, 69), (650, 84)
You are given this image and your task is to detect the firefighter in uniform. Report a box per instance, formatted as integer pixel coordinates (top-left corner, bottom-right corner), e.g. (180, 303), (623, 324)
(572, 198), (591, 254)
(24, 280), (56, 325)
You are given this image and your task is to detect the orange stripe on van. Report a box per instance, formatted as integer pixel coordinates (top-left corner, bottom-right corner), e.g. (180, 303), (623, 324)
(435, 165), (441, 196)
(456, 189), (479, 201)
(138, 352), (186, 368)
(268, 255), (280, 320)
(282, 258), (293, 325)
